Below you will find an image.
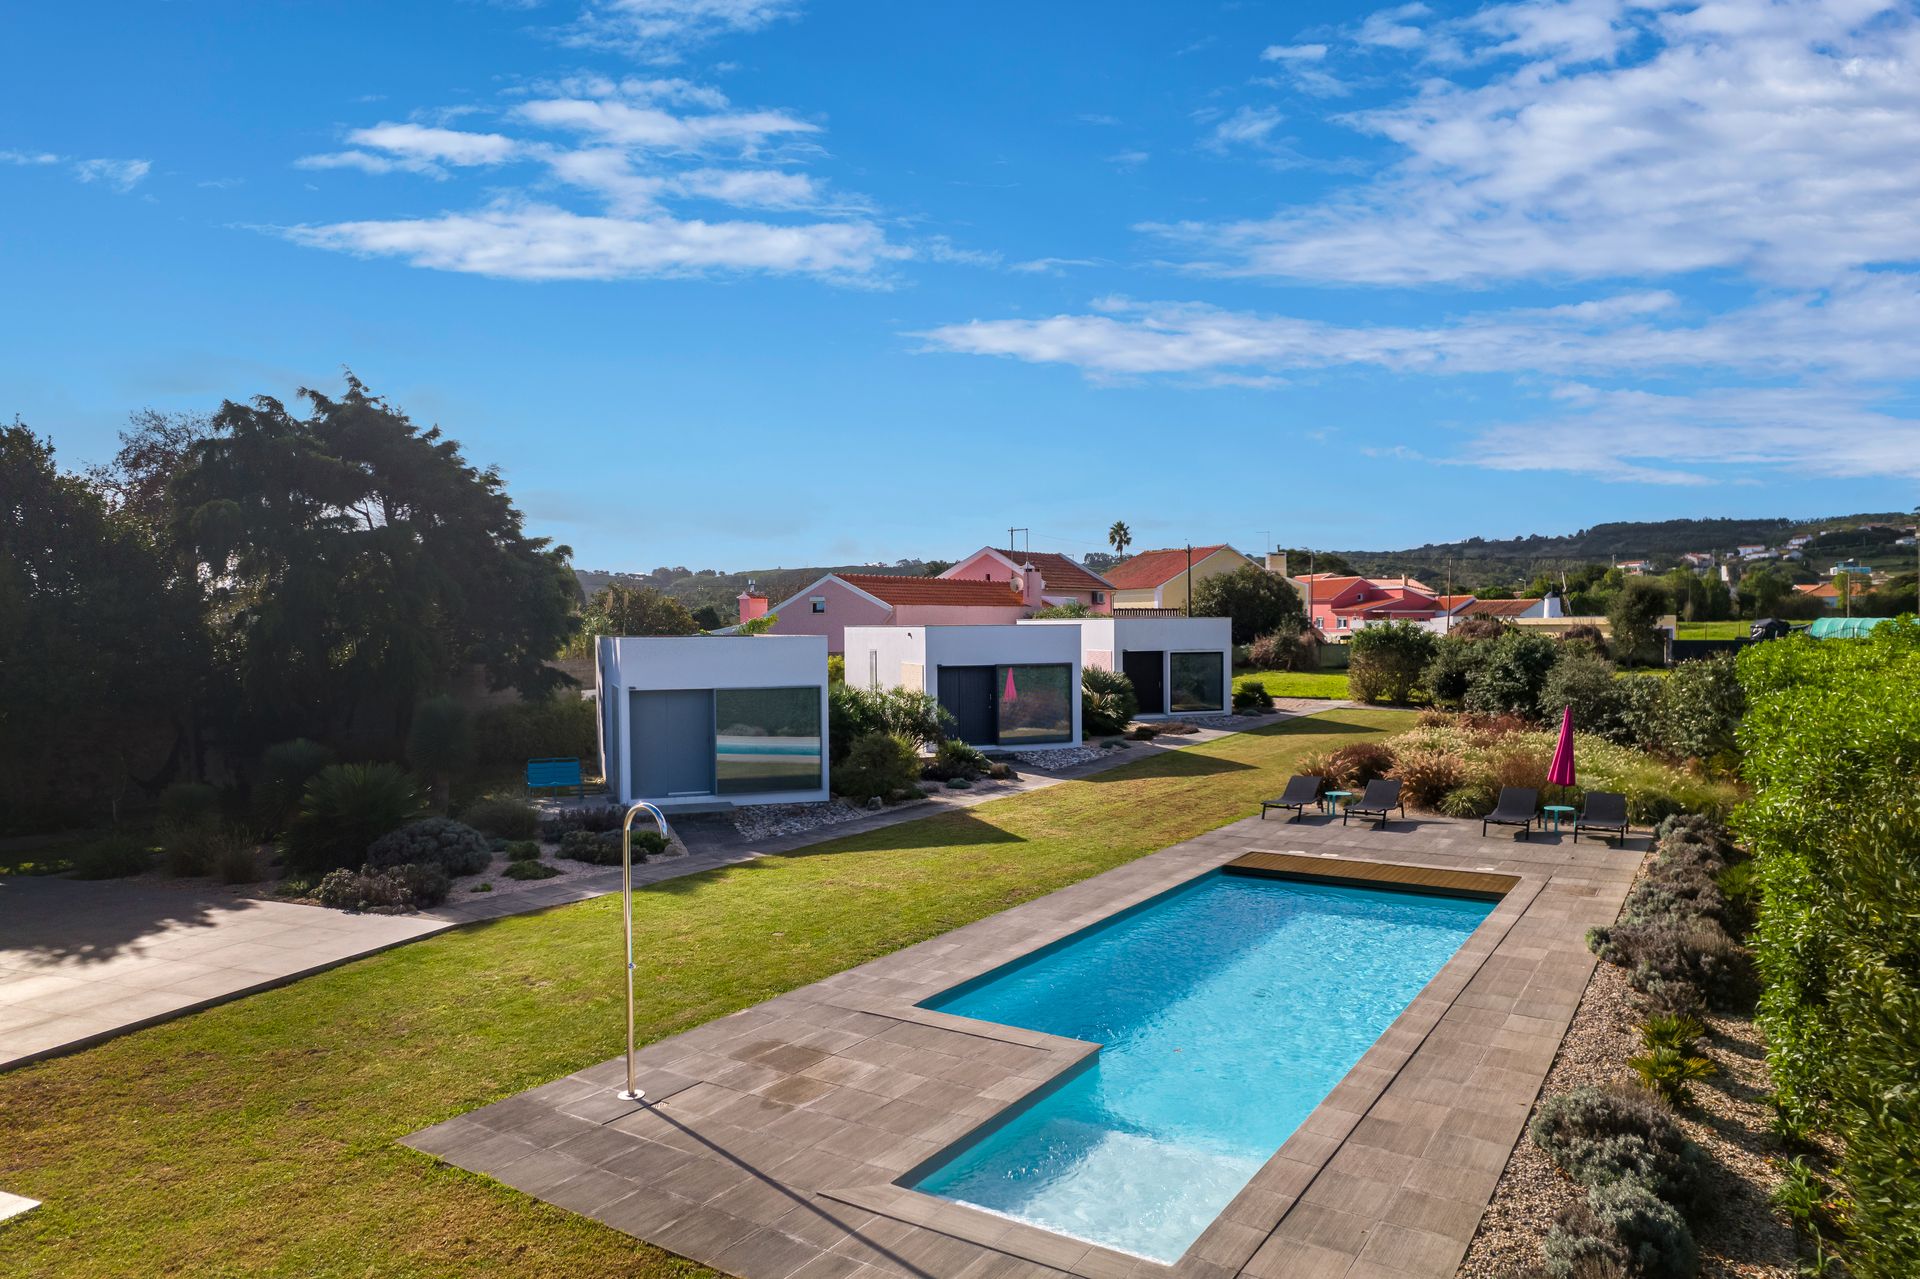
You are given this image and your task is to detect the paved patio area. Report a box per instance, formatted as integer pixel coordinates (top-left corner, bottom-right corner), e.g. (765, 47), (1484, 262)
(409, 812), (1645, 1279)
(0, 702), (1346, 1072)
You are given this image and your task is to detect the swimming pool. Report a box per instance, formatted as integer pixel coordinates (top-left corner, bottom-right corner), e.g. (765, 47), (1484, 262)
(905, 869), (1495, 1262)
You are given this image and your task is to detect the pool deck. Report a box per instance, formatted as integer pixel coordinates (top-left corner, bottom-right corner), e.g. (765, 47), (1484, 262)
(406, 812), (1645, 1279)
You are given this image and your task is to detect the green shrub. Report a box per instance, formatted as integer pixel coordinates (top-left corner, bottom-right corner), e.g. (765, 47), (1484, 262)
(501, 859), (560, 880)
(1082, 666), (1139, 736)
(460, 796), (540, 840)
(1644, 653), (1743, 763)
(1440, 781), (1497, 818)
(1233, 680), (1274, 712)
(945, 777), (971, 790)
(1589, 915), (1751, 1012)
(159, 782), (221, 827)
(253, 738), (336, 834)
(1538, 653), (1630, 741)
(1420, 635), (1487, 708)
(558, 827), (664, 864)
(1347, 621), (1437, 704)
(827, 684), (953, 760)
(366, 818), (492, 876)
(1529, 1085), (1710, 1210)
(282, 763), (426, 875)
(161, 818), (255, 879)
(473, 697), (596, 767)
(1586, 1179), (1697, 1279)
(313, 862), (449, 912)
(503, 839), (541, 862)
(831, 732), (922, 803)
(1769, 1156), (1834, 1232)
(1541, 1204), (1630, 1279)
(827, 653), (845, 684)
(69, 833), (153, 880)
(540, 803), (626, 839)
(1462, 630), (1560, 717)
(923, 738), (989, 782)
(214, 835), (262, 884)
(1628, 1044), (1717, 1107)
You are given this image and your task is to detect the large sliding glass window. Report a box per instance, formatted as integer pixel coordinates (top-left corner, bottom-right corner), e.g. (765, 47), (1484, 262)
(1169, 652), (1225, 713)
(995, 664), (1074, 744)
(714, 687), (822, 795)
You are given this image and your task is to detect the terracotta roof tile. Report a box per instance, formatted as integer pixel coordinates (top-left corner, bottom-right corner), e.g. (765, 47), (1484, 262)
(1105, 545), (1232, 589)
(989, 550), (1114, 593)
(837, 572), (1026, 608)
(1462, 597), (1541, 617)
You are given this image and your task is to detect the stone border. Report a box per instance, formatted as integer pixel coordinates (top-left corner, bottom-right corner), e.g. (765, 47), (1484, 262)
(406, 813), (1640, 1279)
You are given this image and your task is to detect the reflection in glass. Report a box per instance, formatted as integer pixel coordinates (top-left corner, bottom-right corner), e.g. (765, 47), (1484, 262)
(996, 664), (1074, 744)
(715, 687), (822, 794)
(1169, 652), (1224, 713)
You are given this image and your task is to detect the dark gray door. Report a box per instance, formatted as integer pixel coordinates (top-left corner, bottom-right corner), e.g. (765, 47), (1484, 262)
(630, 689), (715, 799)
(1122, 650), (1165, 715)
(938, 666), (998, 745)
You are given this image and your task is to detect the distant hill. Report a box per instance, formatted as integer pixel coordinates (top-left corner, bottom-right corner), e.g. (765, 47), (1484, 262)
(1335, 511), (1914, 589)
(573, 561), (950, 620)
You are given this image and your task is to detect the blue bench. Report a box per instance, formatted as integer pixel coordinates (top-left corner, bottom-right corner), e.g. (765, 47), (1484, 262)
(526, 757), (585, 797)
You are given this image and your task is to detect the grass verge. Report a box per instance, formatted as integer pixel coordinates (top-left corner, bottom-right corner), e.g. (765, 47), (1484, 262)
(1232, 668), (1351, 700)
(0, 708), (1410, 1278)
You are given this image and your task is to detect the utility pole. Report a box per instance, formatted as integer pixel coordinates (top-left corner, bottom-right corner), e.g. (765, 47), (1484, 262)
(1186, 542), (1193, 616)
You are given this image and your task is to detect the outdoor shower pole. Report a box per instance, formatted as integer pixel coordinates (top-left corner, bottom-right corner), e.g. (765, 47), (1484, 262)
(618, 800), (671, 1102)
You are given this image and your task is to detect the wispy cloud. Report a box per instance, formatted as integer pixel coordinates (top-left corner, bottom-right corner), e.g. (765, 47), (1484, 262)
(559, 0), (801, 62)
(6, 150), (151, 192)
(1165, 0), (1920, 286)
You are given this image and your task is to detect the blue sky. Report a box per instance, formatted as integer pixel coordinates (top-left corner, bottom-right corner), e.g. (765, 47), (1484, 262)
(5, 0), (1918, 572)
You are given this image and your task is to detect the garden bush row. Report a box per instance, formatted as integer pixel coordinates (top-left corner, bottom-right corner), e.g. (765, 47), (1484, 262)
(1588, 815), (1755, 1015)
(1343, 622), (1744, 773)
(1295, 716), (1741, 824)
(1735, 625), (1920, 1279)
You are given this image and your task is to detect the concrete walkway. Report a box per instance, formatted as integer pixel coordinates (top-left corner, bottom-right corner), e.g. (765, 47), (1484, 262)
(0, 701), (1357, 1069)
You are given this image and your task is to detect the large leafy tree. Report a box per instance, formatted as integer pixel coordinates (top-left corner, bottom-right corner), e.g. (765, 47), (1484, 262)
(579, 583), (700, 638)
(171, 376), (578, 750)
(1190, 563), (1305, 644)
(0, 423), (207, 827)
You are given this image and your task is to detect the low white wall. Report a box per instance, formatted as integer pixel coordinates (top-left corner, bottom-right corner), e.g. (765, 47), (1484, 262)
(595, 634), (829, 808)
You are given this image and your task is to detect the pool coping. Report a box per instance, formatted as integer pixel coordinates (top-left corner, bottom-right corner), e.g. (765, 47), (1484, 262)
(405, 813), (1640, 1279)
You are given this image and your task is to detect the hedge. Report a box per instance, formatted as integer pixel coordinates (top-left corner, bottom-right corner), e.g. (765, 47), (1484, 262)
(1736, 624), (1920, 1279)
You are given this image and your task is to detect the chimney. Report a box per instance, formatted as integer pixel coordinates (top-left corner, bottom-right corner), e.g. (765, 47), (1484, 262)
(737, 580), (769, 624)
(1020, 566), (1044, 606)
(1265, 551), (1289, 578)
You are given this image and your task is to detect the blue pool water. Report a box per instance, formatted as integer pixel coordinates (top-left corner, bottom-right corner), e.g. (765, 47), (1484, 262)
(907, 871), (1493, 1262)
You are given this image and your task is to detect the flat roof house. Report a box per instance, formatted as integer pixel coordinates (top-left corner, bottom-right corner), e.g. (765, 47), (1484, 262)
(1021, 615), (1232, 718)
(740, 571), (1032, 654)
(595, 635), (829, 811)
(939, 547), (1115, 613)
(1105, 544), (1257, 612)
(845, 624), (1082, 751)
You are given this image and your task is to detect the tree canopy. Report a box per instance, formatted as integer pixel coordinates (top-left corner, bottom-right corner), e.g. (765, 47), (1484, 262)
(170, 376), (577, 750)
(1190, 563), (1305, 645)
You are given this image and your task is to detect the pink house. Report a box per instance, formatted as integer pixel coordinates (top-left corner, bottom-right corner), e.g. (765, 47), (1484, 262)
(1296, 574), (1450, 637)
(740, 571), (1033, 654)
(939, 547), (1115, 613)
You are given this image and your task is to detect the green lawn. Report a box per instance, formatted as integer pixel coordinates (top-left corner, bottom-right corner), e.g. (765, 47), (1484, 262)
(1674, 621), (1749, 640)
(0, 708), (1412, 1278)
(1233, 668), (1351, 700)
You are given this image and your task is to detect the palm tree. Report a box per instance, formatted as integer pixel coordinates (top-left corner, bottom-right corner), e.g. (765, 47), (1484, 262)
(1108, 521), (1132, 558)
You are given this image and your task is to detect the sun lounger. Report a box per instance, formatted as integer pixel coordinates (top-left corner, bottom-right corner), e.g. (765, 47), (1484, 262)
(1573, 791), (1630, 844)
(1259, 775), (1323, 821)
(1342, 778), (1405, 829)
(1481, 787), (1538, 839)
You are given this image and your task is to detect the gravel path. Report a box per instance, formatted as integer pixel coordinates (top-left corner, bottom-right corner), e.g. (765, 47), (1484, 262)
(1456, 854), (1799, 1279)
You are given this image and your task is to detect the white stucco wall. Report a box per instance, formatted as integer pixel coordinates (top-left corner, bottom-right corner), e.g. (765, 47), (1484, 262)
(595, 634), (829, 808)
(1020, 616), (1231, 716)
(847, 624), (1083, 749)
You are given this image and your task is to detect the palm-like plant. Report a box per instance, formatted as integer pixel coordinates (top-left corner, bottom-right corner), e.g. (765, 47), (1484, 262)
(1108, 520), (1132, 557)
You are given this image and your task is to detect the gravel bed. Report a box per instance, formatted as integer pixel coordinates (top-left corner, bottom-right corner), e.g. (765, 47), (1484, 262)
(1008, 746), (1106, 768)
(1456, 855), (1799, 1279)
(729, 798), (885, 842)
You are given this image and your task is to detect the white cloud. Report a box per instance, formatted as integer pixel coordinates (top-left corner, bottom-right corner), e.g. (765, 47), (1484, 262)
(1261, 43), (1328, 61)
(43, 156), (151, 192)
(515, 97), (817, 151)
(349, 122), (520, 166)
(918, 276), (1920, 382)
(1010, 257), (1105, 275)
(1205, 105), (1286, 150)
(0, 150), (60, 166)
(560, 0), (801, 61)
(1172, 0), (1920, 285)
(283, 203), (902, 281)
(1108, 148), (1150, 168)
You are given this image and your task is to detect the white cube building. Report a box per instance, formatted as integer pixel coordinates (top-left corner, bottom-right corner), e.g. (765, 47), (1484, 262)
(844, 624), (1083, 751)
(594, 635), (830, 810)
(1022, 616), (1233, 717)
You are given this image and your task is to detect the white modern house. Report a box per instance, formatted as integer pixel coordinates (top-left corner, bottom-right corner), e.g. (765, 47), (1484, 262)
(1021, 616), (1232, 718)
(594, 635), (830, 810)
(844, 624), (1082, 751)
